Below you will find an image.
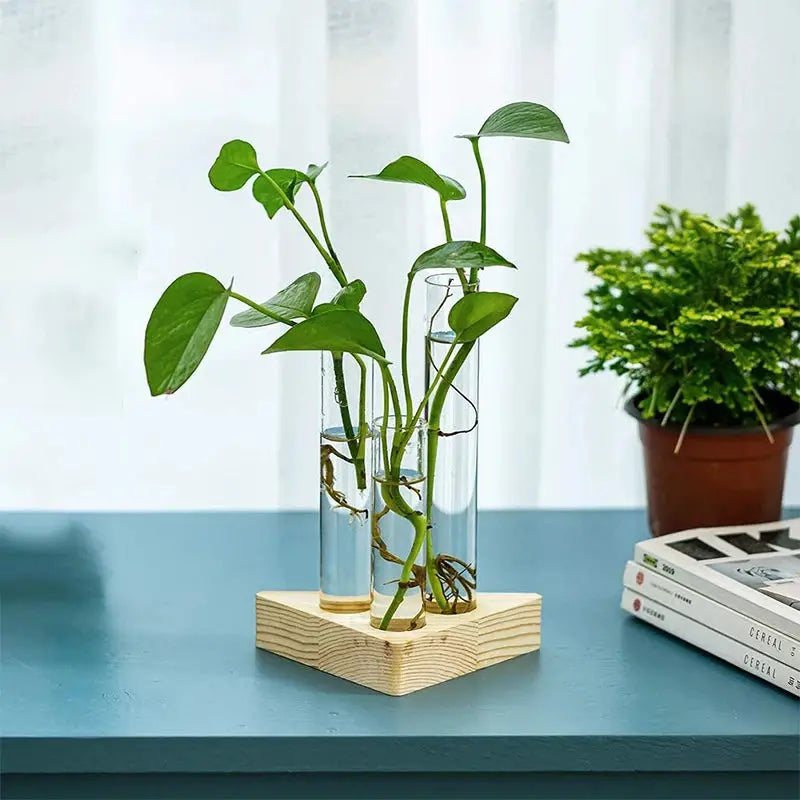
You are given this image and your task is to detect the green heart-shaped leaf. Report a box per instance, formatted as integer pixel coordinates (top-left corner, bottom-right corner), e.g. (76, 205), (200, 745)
(208, 140), (260, 191)
(410, 241), (516, 275)
(306, 162), (328, 182)
(350, 156), (466, 202)
(230, 272), (321, 328)
(252, 169), (306, 218)
(144, 272), (230, 395)
(459, 102), (569, 143)
(263, 310), (388, 363)
(331, 279), (367, 310)
(448, 292), (518, 342)
(311, 279), (367, 316)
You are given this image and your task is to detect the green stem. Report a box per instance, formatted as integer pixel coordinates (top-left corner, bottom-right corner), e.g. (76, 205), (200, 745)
(229, 291), (295, 326)
(440, 198), (469, 292)
(424, 341), (475, 612)
(379, 510), (428, 629)
(374, 342), (458, 626)
(255, 176), (367, 492)
(392, 339), (458, 465)
(469, 137), (487, 283)
(331, 353), (364, 489)
(309, 180), (340, 267)
(378, 365), (391, 480)
(400, 275), (414, 425)
(352, 353), (369, 488)
(257, 170), (347, 288)
(375, 361), (437, 629)
(440, 196), (453, 241)
(354, 354), (368, 451)
(380, 363), (403, 425)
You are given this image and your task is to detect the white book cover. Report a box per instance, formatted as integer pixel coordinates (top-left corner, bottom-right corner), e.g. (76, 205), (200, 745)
(634, 518), (800, 641)
(623, 561), (800, 670)
(621, 588), (800, 697)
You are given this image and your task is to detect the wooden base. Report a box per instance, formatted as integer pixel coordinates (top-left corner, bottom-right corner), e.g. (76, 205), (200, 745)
(255, 591), (541, 696)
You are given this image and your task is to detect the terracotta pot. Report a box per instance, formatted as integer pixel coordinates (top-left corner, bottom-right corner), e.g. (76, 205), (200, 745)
(626, 393), (800, 537)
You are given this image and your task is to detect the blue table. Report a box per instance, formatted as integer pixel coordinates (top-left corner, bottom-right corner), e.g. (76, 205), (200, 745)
(2, 510), (798, 799)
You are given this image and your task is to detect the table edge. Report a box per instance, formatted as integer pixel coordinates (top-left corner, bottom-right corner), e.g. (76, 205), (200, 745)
(4, 733), (798, 774)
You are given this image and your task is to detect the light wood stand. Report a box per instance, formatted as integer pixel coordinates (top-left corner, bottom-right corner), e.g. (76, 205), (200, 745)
(255, 591), (541, 696)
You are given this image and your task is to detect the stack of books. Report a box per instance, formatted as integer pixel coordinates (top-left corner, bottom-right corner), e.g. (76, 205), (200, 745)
(622, 518), (800, 696)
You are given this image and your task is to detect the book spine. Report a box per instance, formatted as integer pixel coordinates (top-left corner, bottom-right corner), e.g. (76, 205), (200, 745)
(623, 561), (800, 670)
(633, 542), (800, 641)
(621, 589), (800, 697)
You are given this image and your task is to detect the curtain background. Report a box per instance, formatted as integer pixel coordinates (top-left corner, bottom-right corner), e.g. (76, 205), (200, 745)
(2, 0), (798, 511)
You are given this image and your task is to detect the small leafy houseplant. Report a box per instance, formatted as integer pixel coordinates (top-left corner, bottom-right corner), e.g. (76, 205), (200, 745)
(572, 204), (800, 535)
(144, 101), (569, 630)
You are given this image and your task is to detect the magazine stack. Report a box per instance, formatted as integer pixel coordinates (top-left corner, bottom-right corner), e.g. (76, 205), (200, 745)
(622, 518), (800, 695)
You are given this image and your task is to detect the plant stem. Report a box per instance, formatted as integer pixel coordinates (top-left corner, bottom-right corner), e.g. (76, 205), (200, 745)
(309, 180), (340, 266)
(331, 353), (365, 489)
(229, 291), (296, 325)
(354, 353), (368, 452)
(470, 137), (487, 283)
(440, 196), (453, 242)
(440, 197), (469, 291)
(750, 390), (775, 444)
(257, 170), (347, 288)
(378, 366), (391, 479)
(379, 510), (428, 629)
(373, 342), (459, 626)
(352, 353), (370, 486)
(661, 385), (683, 427)
(400, 275), (414, 425)
(392, 339), (458, 463)
(255, 176), (369, 492)
(375, 358), (444, 629)
(674, 402), (697, 454)
(424, 341), (475, 612)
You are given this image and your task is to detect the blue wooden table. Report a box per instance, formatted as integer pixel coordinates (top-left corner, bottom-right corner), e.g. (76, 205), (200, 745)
(2, 510), (798, 799)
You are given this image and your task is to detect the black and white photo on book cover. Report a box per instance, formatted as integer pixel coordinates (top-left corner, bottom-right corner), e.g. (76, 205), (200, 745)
(634, 518), (800, 640)
(709, 555), (800, 610)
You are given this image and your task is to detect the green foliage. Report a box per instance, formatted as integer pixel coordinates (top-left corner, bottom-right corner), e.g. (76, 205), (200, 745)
(263, 309), (388, 363)
(305, 162), (328, 182)
(251, 169), (306, 218)
(311, 280), (367, 316)
(208, 140), (260, 190)
(572, 204), (800, 427)
(449, 292), (518, 342)
(144, 272), (230, 396)
(350, 156), (466, 202)
(410, 241), (516, 275)
(144, 99), (569, 629)
(459, 101), (569, 143)
(330, 279), (366, 310)
(230, 272), (321, 328)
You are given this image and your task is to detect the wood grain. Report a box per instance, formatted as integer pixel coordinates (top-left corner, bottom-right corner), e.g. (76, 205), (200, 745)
(256, 591), (541, 696)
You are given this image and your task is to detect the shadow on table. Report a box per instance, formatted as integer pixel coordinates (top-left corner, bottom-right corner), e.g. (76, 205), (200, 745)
(0, 523), (104, 601)
(1, 523), (113, 669)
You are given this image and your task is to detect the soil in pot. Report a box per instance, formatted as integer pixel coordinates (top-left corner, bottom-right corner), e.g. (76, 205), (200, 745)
(626, 392), (800, 537)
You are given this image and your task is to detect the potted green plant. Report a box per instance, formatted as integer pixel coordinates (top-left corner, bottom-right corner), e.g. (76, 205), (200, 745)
(572, 204), (800, 536)
(143, 101), (569, 630)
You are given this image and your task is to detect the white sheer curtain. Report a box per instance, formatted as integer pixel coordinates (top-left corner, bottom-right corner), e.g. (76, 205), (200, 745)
(2, 0), (799, 510)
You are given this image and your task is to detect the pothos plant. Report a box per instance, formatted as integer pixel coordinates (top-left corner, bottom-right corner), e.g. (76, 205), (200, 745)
(572, 204), (800, 449)
(144, 101), (569, 629)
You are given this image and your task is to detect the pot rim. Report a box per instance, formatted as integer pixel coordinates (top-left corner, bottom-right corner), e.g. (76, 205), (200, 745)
(624, 390), (800, 435)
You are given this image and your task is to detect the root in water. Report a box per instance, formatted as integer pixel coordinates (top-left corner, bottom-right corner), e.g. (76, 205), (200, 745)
(426, 553), (476, 611)
(320, 444), (367, 519)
